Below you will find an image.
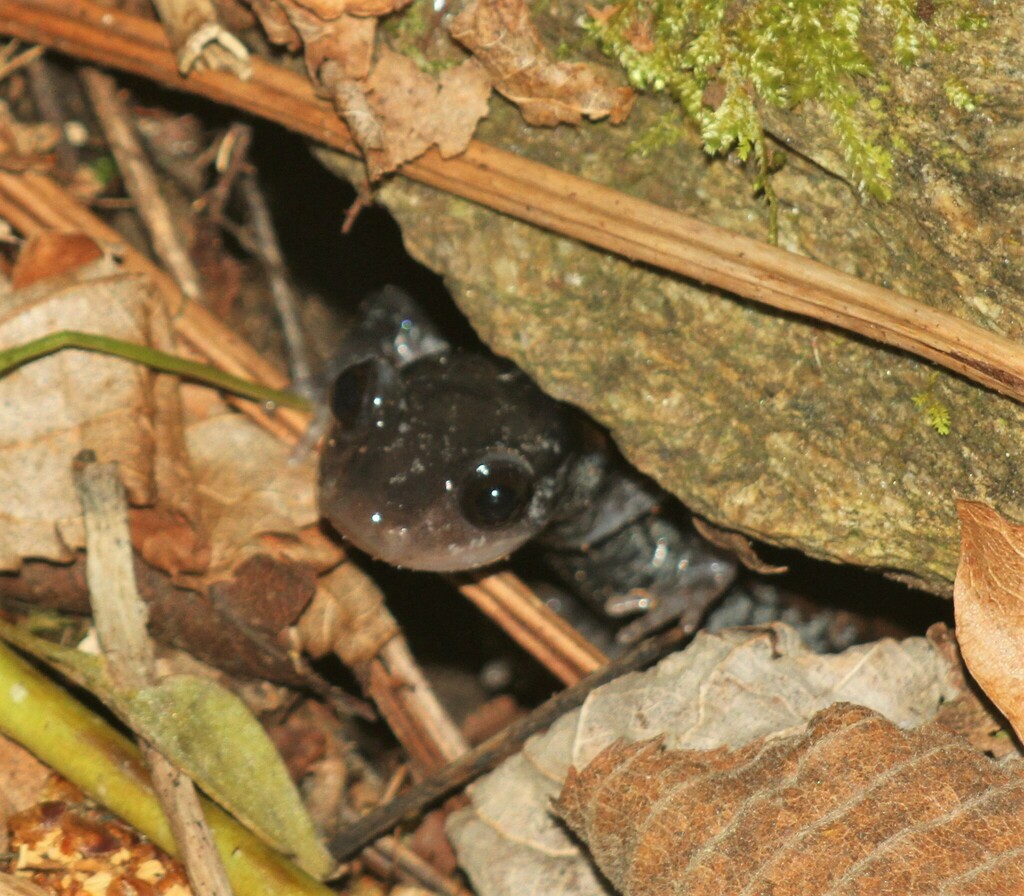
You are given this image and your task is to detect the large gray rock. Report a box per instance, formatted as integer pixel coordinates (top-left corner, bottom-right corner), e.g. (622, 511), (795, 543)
(326, 1), (1024, 595)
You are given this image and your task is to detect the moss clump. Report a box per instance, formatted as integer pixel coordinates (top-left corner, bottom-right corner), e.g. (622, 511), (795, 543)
(588, 0), (935, 217)
(912, 372), (951, 435)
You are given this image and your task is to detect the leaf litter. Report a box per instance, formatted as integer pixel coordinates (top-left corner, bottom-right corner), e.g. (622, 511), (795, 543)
(447, 624), (981, 896)
(556, 702), (1024, 895)
(0, 240), (340, 685)
(242, 0), (633, 177)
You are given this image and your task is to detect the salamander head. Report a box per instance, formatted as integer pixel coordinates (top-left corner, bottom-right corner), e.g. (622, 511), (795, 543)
(318, 351), (577, 571)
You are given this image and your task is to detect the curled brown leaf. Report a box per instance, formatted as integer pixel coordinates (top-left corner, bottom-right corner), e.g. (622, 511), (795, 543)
(953, 498), (1024, 742)
(323, 50), (492, 178)
(449, 0), (634, 127)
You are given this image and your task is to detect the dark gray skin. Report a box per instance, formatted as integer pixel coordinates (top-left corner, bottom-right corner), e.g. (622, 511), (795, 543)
(318, 286), (737, 641)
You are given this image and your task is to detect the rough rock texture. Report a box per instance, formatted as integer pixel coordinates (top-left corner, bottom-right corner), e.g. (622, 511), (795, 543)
(327, 1), (1024, 595)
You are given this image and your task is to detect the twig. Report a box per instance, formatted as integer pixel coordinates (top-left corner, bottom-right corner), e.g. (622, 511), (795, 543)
(204, 121), (251, 223)
(24, 55), (77, 172)
(5, 0), (1024, 405)
(0, 42), (44, 81)
(238, 168), (317, 400)
(329, 622), (691, 859)
(372, 637), (469, 772)
(456, 571), (607, 685)
(73, 453), (233, 896)
(362, 836), (471, 896)
(81, 67), (205, 302)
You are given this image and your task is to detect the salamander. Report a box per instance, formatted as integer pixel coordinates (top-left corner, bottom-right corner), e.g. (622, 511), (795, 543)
(317, 286), (737, 642)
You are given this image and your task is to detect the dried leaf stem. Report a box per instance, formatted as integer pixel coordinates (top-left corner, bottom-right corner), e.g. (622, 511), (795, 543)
(0, 329), (312, 410)
(81, 67), (205, 301)
(4, 0), (1024, 404)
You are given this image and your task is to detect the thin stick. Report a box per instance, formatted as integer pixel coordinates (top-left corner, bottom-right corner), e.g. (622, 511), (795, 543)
(238, 169), (317, 400)
(456, 571), (607, 685)
(5, 0), (1024, 405)
(329, 622), (691, 860)
(81, 67), (205, 301)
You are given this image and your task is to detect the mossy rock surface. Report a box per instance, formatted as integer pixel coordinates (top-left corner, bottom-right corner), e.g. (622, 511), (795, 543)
(328, 0), (1023, 595)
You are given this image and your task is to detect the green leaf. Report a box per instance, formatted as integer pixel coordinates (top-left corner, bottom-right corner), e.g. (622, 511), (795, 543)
(126, 675), (335, 879)
(0, 621), (334, 879)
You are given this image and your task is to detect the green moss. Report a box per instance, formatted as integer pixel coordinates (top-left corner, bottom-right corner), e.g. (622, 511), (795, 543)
(954, 12), (989, 31)
(912, 373), (951, 436)
(587, 0), (938, 217)
(626, 112), (692, 156)
(943, 78), (978, 111)
(382, 0), (461, 72)
(92, 155), (118, 187)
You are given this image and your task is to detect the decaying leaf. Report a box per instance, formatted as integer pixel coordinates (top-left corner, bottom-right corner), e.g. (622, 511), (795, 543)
(10, 233), (104, 289)
(925, 622), (1017, 758)
(556, 703), (1024, 895)
(262, 0), (378, 80)
(447, 625), (965, 896)
(448, 0), (634, 127)
(129, 675), (335, 878)
(322, 49), (492, 178)
(6, 790), (190, 896)
(953, 499), (1024, 743)
(287, 0), (409, 21)
(0, 251), (199, 572)
(0, 242), (343, 685)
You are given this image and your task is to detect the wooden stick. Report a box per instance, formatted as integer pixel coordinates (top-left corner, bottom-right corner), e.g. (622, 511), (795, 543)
(4, 0), (1024, 404)
(456, 571), (607, 685)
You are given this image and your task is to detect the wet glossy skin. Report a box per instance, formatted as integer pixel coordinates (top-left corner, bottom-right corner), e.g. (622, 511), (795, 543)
(318, 287), (579, 571)
(318, 286), (737, 640)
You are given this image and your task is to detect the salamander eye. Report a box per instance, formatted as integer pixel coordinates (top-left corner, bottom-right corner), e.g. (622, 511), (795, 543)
(329, 359), (393, 431)
(459, 458), (535, 529)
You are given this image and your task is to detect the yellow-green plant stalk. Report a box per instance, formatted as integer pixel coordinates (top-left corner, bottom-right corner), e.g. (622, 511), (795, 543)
(0, 330), (312, 412)
(0, 641), (335, 896)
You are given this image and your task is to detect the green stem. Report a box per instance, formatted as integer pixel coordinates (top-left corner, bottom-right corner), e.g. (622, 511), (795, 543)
(0, 331), (313, 412)
(0, 641), (333, 896)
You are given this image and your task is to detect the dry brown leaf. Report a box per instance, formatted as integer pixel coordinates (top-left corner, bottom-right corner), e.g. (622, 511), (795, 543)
(10, 233), (104, 289)
(448, 0), (634, 127)
(245, 0), (302, 49)
(0, 255), (199, 572)
(288, 0), (409, 21)
(268, 0), (377, 79)
(925, 622), (1018, 758)
(556, 703), (1024, 895)
(181, 410), (324, 585)
(954, 498), (1024, 743)
(296, 562), (397, 668)
(0, 251), (345, 685)
(322, 49), (492, 178)
(447, 625), (967, 896)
